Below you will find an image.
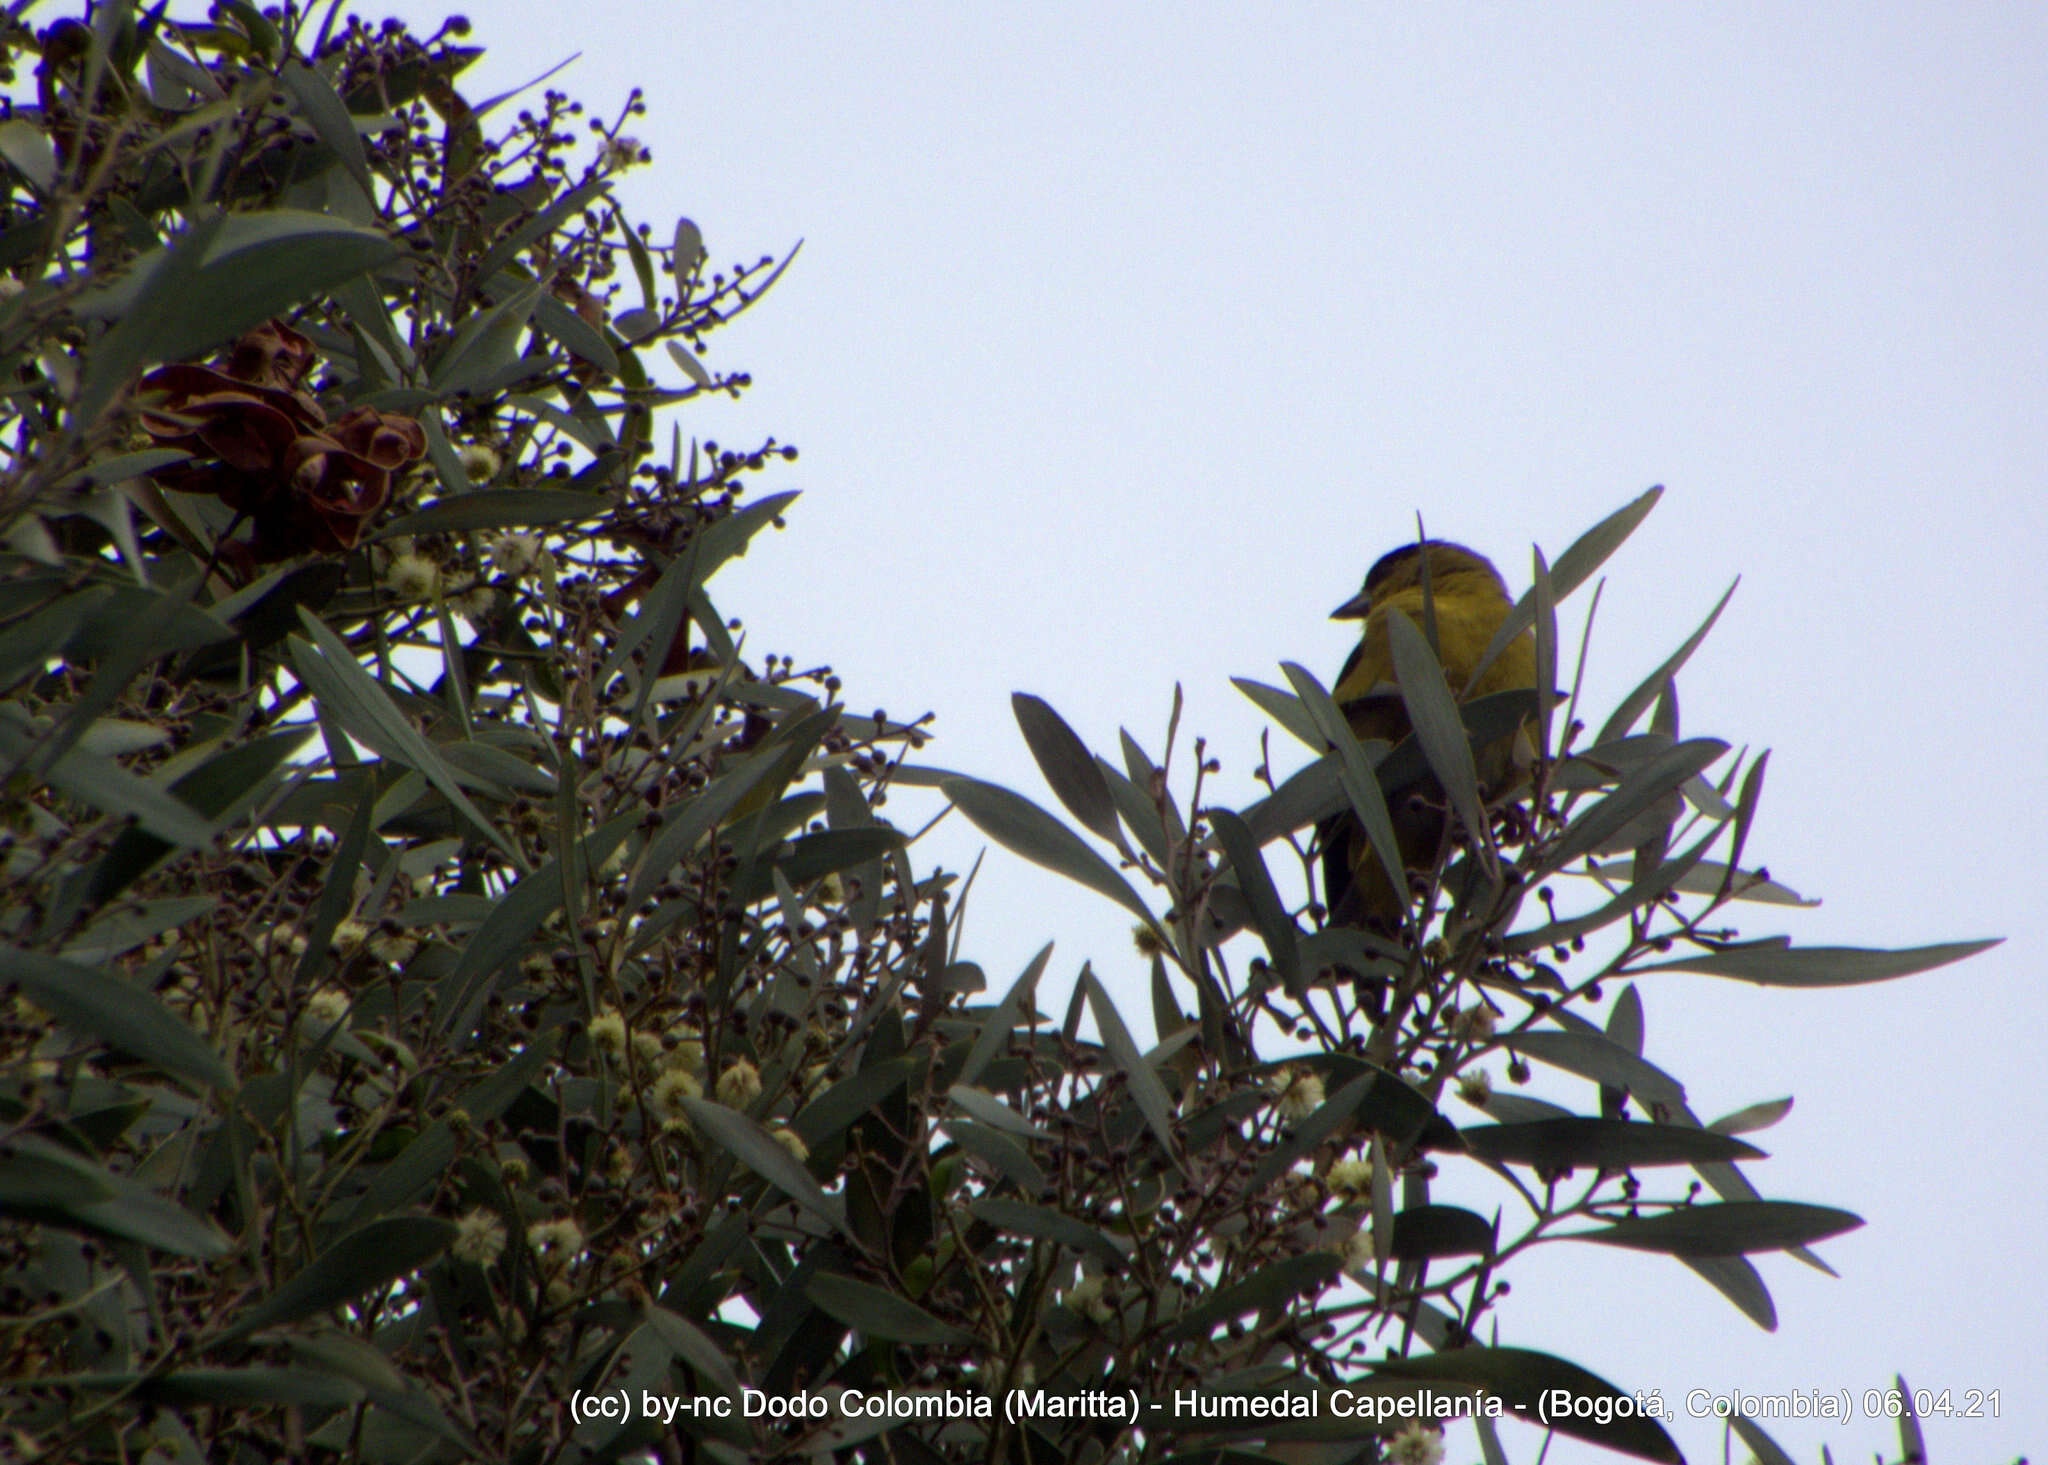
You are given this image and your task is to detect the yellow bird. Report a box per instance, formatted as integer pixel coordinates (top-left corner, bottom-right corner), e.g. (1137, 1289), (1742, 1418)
(1319, 541), (1538, 932)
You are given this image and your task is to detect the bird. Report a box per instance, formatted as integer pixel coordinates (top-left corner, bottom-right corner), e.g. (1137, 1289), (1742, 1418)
(1318, 540), (1538, 933)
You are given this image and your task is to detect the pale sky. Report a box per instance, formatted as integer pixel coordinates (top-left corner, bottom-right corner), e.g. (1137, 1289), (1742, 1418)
(406, 5), (2043, 1460)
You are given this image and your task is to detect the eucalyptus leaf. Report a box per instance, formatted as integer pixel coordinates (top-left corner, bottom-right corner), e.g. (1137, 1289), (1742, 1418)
(1571, 1201), (1862, 1257)
(375, 489), (599, 540)
(1369, 1346), (1681, 1464)
(957, 944), (1050, 1088)
(1, 948), (230, 1092)
(806, 1272), (974, 1346)
(944, 776), (1158, 932)
(288, 613), (520, 864)
(225, 1215), (457, 1338)
(680, 1097), (852, 1243)
(1462, 1118), (1760, 1171)
(1082, 968), (1182, 1173)
(1210, 809), (1301, 995)
(1231, 674), (1323, 750)
(1680, 1253), (1778, 1332)
(968, 1197), (1128, 1268)
(75, 210), (398, 370)
(278, 60), (374, 198)
(1012, 692), (1127, 852)
(1384, 609), (1489, 846)
(1162, 1253), (1340, 1341)
(1631, 939), (1999, 987)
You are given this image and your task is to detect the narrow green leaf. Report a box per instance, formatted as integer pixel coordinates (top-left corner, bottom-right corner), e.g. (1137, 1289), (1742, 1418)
(271, 1330), (467, 1443)
(1, 948), (230, 1092)
(1722, 748), (1769, 904)
(642, 1306), (743, 1402)
(792, 1057), (917, 1148)
(1246, 1071), (1381, 1191)
(1597, 579), (1739, 744)
(1543, 738), (1728, 869)
(1237, 752), (1344, 848)
(626, 705), (836, 908)
(665, 339), (711, 388)
(1162, 1253), (1340, 1340)
(729, 827), (903, 903)
(1707, 1097), (1793, 1136)
(947, 1084), (1051, 1140)
(531, 291), (618, 377)
(0, 118), (58, 193)
(1148, 953), (1185, 1048)
(288, 613), (520, 865)
(1501, 1030), (1686, 1113)
(1506, 822), (1725, 954)
(1119, 729), (1188, 848)
(1894, 1375), (1928, 1465)
(1606, 983), (1644, 1054)
(671, 216), (705, 277)
(225, 1215), (457, 1338)
(90, 729), (311, 905)
(944, 776), (1157, 931)
(1584, 856), (1812, 907)
(1571, 1201), (1862, 1257)
(943, 1121), (1046, 1196)
(1680, 1253), (1778, 1332)
(278, 60), (374, 198)
(1096, 755), (1173, 868)
(64, 449), (195, 490)
(73, 211), (226, 428)
(338, 1122), (456, 1229)
(375, 489), (598, 540)
(1632, 939), (1999, 987)
(147, 1367), (362, 1409)
(1082, 968), (1181, 1172)
(680, 1097), (852, 1243)
(451, 1041), (552, 1124)
(21, 1164), (231, 1258)
(333, 274), (412, 373)
(1369, 1347), (1682, 1465)
(1385, 610), (1489, 845)
(431, 278), (544, 397)
(1729, 1411), (1798, 1465)
(0, 1144), (115, 1209)
(968, 1197), (1127, 1268)
(617, 202), (657, 309)
(434, 812), (639, 1041)
(1012, 693), (1127, 851)
(1210, 809), (1300, 995)
(958, 944), (1050, 1088)
(1474, 487), (1665, 684)
(1231, 675), (1323, 750)
(75, 209), (399, 368)
(1389, 1204), (1494, 1262)
(805, 1272), (974, 1346)
(270, 1330), (407, 1403)
(62, 896), (213, 963)
(471, 176), (608, 290)
(1531, 544), (1558, 757)
(1462, 1118), (1760, 1171)
(1280, 661), (1404, 922)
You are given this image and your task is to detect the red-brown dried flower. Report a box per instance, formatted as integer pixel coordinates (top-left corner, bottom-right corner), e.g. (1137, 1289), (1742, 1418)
(141, 320), (424, 563)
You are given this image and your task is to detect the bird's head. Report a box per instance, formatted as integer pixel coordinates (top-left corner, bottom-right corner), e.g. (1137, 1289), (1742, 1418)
(1331, 540), (1507, 619)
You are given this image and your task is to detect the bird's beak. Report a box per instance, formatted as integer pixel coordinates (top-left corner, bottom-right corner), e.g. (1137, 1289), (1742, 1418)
(1330, 589), (1374, 620)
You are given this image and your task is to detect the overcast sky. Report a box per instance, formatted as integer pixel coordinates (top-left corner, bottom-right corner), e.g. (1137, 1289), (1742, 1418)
(404, 5), (2044, 1460)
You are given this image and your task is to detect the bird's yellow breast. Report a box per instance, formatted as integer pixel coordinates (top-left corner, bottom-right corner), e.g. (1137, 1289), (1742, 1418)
(1333, 571), (1534, 717)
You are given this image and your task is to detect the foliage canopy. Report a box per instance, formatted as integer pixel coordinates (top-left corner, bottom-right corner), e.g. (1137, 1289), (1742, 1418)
(0, 6), (1991, 1464)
